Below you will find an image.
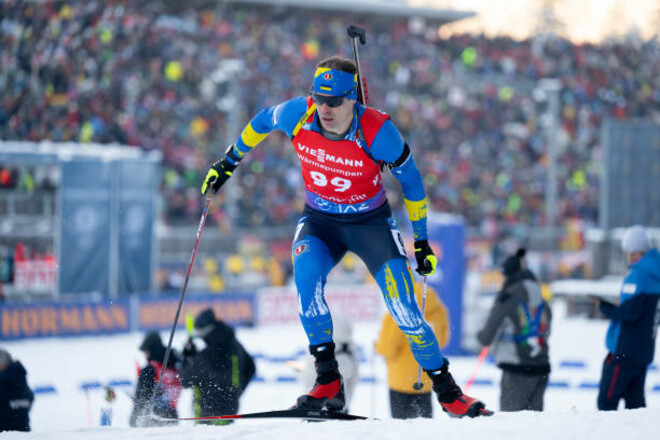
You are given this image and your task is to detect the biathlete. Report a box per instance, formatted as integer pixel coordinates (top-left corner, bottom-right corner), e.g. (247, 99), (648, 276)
(202, 55), (492, 418)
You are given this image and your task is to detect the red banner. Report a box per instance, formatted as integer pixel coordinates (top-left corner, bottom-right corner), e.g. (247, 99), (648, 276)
(14, 260), (57, 290)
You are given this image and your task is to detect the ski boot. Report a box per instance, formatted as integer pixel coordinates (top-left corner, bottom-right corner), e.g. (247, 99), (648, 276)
(292, 342), (346, 413)
(428, 358), (494, 418)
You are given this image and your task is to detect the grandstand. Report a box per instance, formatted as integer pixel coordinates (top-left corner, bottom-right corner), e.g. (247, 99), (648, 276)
(1, 0), (659, 303)
(234, 0), (475, 22)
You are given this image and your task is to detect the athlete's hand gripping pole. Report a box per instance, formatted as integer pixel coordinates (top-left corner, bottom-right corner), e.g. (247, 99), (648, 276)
(201, 144), (242, 195)
(414, 240), (437, 276)
(412, 275), (429, 390)
(347, 25), (369, 105)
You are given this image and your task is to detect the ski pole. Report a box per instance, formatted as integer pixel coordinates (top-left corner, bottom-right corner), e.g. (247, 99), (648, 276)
(156, 197), (212, 392)
(412, 276), (428, 390)
(464, 346), (489, 393)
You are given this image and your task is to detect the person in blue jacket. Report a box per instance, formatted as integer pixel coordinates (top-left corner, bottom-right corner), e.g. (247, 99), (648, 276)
(592, 225), (660, 410)
(201, 56), (491, 418)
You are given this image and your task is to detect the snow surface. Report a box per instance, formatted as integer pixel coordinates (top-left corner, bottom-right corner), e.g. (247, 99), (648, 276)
(2, 299), (660, 439)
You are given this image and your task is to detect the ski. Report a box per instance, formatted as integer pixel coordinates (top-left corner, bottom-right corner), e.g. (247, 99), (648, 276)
(153, 408), (370, 422)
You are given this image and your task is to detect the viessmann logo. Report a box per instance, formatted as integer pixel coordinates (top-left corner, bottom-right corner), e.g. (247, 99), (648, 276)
(296, 143), (363, 167)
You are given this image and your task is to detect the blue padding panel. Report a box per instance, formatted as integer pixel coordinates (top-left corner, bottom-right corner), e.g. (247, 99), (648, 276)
(359, 377), (377, 383)
(80, 381), (103, 391)
(108, 380), (133, 387)
(275, 376), (297, 383)
(559, 360), (586, 369)
(652, 384), (660, 392)
(268, 356), (295, 363)
(578, 382), (600, 389)
(471, 379), (494, 387)
(548, 381), (569, 388)
(33, 385), (57, 394)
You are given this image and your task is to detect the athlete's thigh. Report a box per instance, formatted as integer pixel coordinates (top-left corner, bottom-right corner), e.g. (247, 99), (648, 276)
(293, 212), (346, 263)
(345, 213), (407, 276)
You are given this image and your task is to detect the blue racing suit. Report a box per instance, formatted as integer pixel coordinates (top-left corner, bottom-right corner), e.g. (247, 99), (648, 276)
(227, 96), (444, 370)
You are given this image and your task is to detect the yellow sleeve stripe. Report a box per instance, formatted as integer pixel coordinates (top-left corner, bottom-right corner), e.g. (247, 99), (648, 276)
(404, 198), (428, 222)
(240, 124), (269, 148)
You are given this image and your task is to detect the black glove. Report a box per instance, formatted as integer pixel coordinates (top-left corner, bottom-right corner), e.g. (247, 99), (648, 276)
(201, 145), (241, 195)
(183, 338), (197, 358)
(414, 240), (437, 276)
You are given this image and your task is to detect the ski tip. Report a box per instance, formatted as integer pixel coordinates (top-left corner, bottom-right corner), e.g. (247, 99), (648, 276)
(465, 402), (495, 418)
(478, 408), (495, 417)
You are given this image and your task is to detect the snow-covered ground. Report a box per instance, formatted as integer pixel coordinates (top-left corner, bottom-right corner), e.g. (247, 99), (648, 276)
(2, 299), (659, 439)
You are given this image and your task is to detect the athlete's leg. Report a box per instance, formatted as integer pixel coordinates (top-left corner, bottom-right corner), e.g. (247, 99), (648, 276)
(293, 234), (340, 345)
(291, 216), (346, 411)
(346, 206), (491, 417)
(373, 257), (444, 370)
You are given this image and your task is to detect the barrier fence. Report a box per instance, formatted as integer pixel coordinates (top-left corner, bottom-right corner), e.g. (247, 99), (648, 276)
(0, 284), (384, 340)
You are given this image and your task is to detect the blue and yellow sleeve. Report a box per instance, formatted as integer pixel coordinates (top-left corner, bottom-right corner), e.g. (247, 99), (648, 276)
(229, 97), (309, 160)
(369, 120), (429, 241)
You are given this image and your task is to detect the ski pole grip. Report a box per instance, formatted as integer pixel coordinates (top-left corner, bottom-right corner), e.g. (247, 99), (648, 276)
(347, 25), (366, 44)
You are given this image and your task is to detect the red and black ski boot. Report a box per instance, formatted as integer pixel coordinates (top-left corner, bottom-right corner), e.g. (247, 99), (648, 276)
(292, 342), (346, 413)
(428, 359), (494, 418)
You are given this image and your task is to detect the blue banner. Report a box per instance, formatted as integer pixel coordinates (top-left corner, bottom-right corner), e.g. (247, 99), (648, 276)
(0, 301), (131, 340)
(117, 160), (157, 294)
(59, 160), (112, 296)
(427, 215), (466, 355)
(138, 294), (257, 330)
(0, 293), (255, 340)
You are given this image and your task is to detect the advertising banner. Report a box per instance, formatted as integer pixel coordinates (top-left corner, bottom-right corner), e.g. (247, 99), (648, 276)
(0, 301), (130, 340)
(138, 293), (256, 330)
(117, 160), (157, 294)
(59, 160), (112, 296)
(257, 284), (383, 326)
(426, 214), (466, 355)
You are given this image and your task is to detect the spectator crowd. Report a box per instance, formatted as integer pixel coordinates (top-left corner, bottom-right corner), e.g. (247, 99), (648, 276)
(1, 0), (659, 232)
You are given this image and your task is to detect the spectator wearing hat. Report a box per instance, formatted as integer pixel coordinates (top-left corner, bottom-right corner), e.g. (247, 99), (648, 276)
(593, 226), (660, 410)
(179, 309), (256, 423)
(0, 349), (34, 432)
(129, 332), (182, 427)
(477, 248), (552, 411)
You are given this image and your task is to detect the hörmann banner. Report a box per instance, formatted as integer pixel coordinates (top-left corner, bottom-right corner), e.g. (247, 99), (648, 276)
(0, 301), (131, 340)
(0, 293), (256, 340)
(137, 294), (256, 330)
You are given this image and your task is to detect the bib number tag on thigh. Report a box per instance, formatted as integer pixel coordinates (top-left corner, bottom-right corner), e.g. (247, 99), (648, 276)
(388, 217), (406, 257)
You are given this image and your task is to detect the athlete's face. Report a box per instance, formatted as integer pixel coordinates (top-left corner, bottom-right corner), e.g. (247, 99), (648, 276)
(314, 93), (355, 136)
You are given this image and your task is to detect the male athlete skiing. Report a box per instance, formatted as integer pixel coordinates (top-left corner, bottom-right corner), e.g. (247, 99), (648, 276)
(202, 55), (492, 418)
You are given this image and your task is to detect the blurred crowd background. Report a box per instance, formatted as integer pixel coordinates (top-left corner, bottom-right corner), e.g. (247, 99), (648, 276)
(1, 0), (659, 294)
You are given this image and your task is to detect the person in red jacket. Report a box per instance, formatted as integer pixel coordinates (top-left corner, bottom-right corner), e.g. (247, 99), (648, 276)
(129, 332), (182, 427)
